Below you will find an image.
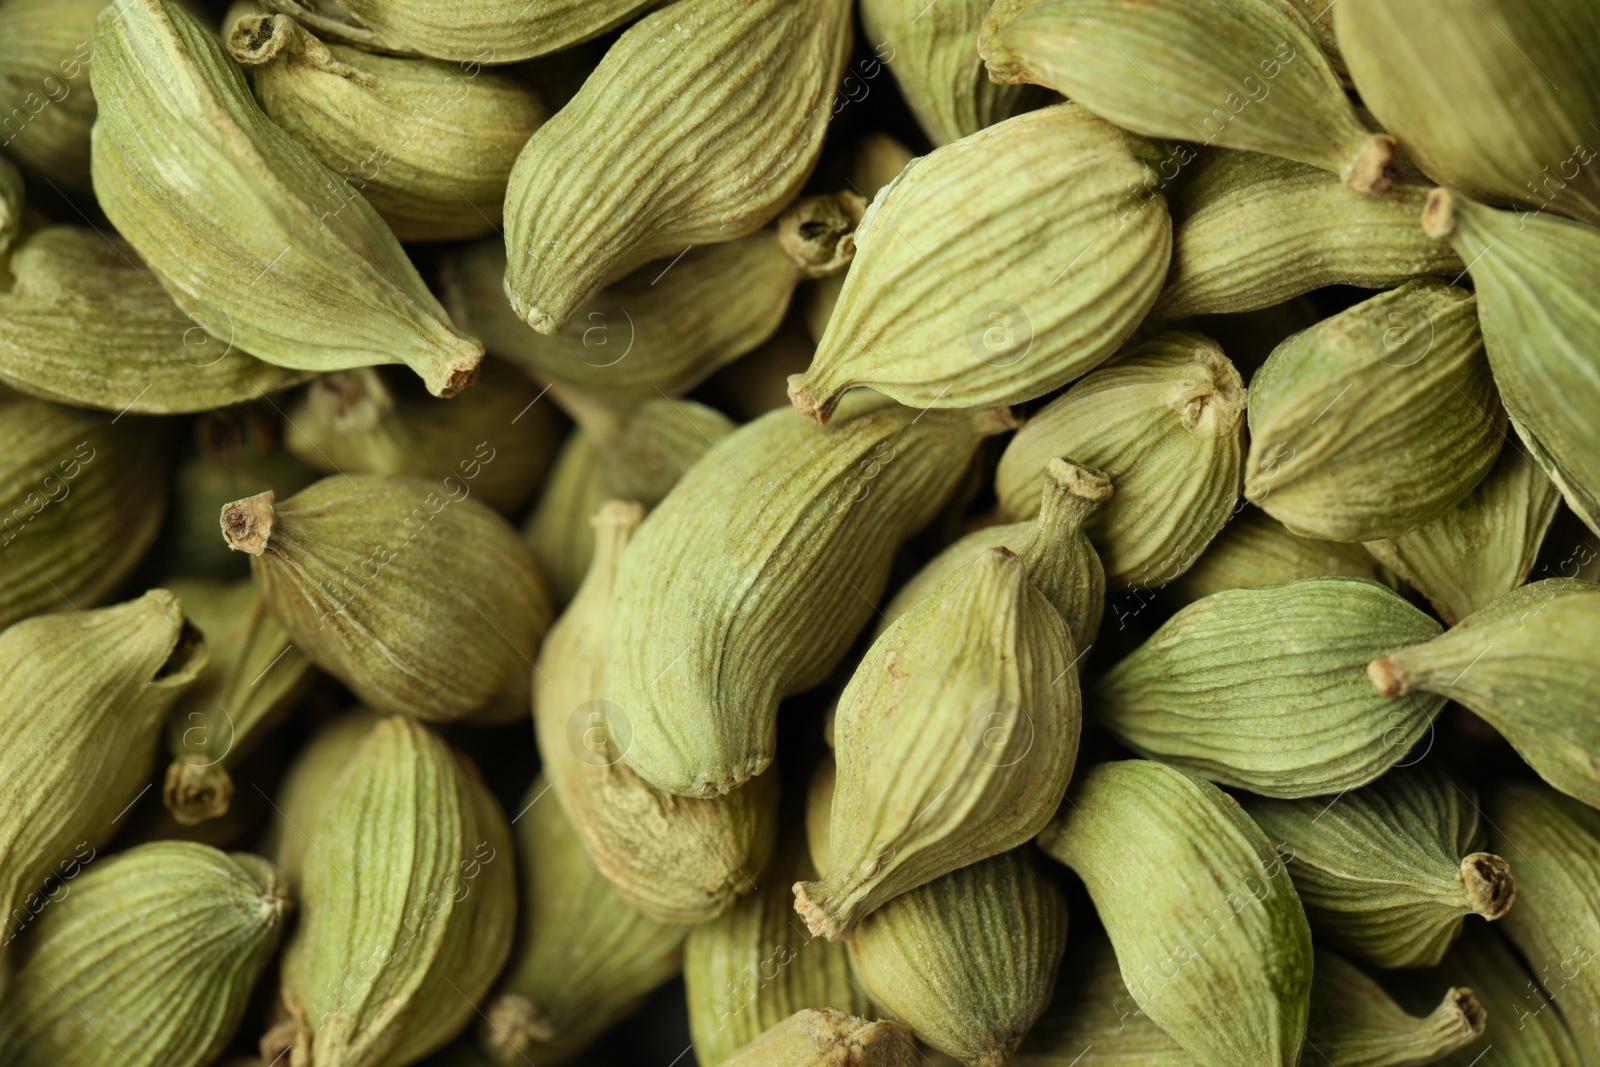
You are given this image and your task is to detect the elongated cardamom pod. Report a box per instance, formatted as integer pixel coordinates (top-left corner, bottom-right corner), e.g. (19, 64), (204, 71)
(0, 842), (287, 1067)
(1242, 767), (1516, 969)
(1305, 948), (1484, 1067)
(446, 193), (862, 401)
(91, 0), (484, 398)
(1486, 783), (1600, 1057)
(263, 708), (383, 887)
(0, 397), (169, 629)
(276, 716), (516, 1067)
(721, 1009), (919, 1067)
(1335, 0), (1600, 227)
(1422, 190), (1600, 535)
(1370, 579), (1600, 810)
(0, 590), (207, 952)
(1098, 577), (1445, 797)
(1365, 448), (1562, 625)
(1168, 506), (1392, 608)
(503, 0), (853, 335)
(1153, 151), (1462, 319)
(536, 503), (778, 924)
(788, 104), (1170, 420)
(608, 395), (1013, 797)
(0, 154), (21, 258)
(161, 578), (313, 827)
(481, 777), (688, 1066)
(881, 458), (1111, 651)
(221, 474), (552, 723)
(980, 0), (1396, 192)
(804, 134), (916, 344)
(994, 332), (1246, 585)
(1244, 280), (1505, 542)
(228, 14), (547, 241)
(1037, 760), (1314, 1067)
(0, 0), (101, 192)
(794, 547), (1079, 940)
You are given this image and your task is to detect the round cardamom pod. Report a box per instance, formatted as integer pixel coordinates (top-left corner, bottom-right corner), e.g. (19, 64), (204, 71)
(1097, 577), (1445, 798)
(0, 0), (100, 192)
(262, 707), (383, 888)
(1304, 948), (1484, 1067)
(0, 842), (288, 1067)
(221, 474), (552, 723)
(1167, 505), (1392, 608)
(720, 1009), (920, 1067)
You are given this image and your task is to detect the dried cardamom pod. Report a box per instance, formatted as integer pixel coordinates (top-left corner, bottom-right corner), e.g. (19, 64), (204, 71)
(161, 577), (313, 827)
(0, 0), (100, 192)
(1335, 0), (1600, 226)
(0, 397), (170, 630)
(1167, 505), (1392, 608)
(228, 14), (547, 242)
(1365, 448), (1562, 625)
(92, 0), (484, 398)
(1305, 948), (1484, 1067)
(994, 332), (1246, 585)
(503, 0), (853, 335)
(0, 154), (21, 258)
(608, 395), (1013, 797)
(262, 707), (383, 887)
(0, 842), (287, 1067)
(1244, 280), (1505, 543)
(1242, 767), (1516, 969)
(1422, 189), (1600, 535)
(480, 777), (688, 1066)
(221, 474), (552, 724)
(1152, 151), (1462, 319)
(276, 715), (516, 1067)
(793, 547), (1079, 940)
(536, 502), (778, 924)
(0, 590), (207, 953)
(980, 0), (1397, 192)
(1370, 579), (1600, 810)
(788, 104), (1171, 420)
(1097, 577), (1445, 797)
(721, 1009), (919, 1067)
(1036, 760), (1314, 1067)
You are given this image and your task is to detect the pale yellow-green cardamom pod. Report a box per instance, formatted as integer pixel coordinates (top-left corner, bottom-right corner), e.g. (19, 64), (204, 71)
(0, 0), (101, 192)
(0, 842), (288, 1067)
(1304, 948), (1484, 1067)
(1036, 759), (1314, 1067)
(0, 153), (21, 258)
(91, 0), (484, 398)
(794, 547), (1079, 940)
(1244, 280), (1505, 543)
(980, 0), (1397, 192)
(720, 1009), (920, 1067)
(608, 394), (1014, 798)
(1370, 579), (1600, 810)
(1097, 577), (1445, 797)
(222, 475), (552, 724)
(994, 332), (1246, 586)
(503, 0), (853, 335)
(788, 103), (1170, 420)
(228, 14), (547, 242)
(1242, 767), (1516, 969)
(262, 708), (383, 888)
(1167, 505), (1393, 608)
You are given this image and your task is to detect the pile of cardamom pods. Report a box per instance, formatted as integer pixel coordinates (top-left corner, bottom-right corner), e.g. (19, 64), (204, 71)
(1, 0), (1597, 1064)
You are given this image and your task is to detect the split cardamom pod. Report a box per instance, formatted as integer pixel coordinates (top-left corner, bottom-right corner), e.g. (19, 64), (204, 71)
(92, 0), (484, 398)
(503, 0), (853, 335)
(788, 104), (1171, 420)
(1097, 577), (1445, 797)
(0, 0), (101, 192)
(1244, 280), (1504, 542)
(1167, 505), (1392, 608)
(720, 1009), (919, 1067)
(1304, 948), (1484, 1067)
(221, 474), (552, 724)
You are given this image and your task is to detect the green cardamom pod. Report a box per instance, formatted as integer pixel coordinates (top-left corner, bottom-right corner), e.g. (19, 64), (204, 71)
(788, 104), (1171, 421)
(1334, 0), (1600, 226)
(91, 0), (484, 398)
(1244, 280), (1505, 543)
(221, 475), (552, 724)
(1365, 447), (1562, 625)
(994, 332), (1246, 585)
(0, 0), (101, 192)
(1037, 759), (1314, 1067)
(1097, 577), (1445, 797)
(1167, 505), (1392, 608)
(608, 394), (1013, 797)
(1242, 767), (1516, 969)
(1369, 579), (1600, 810)
(480, 776), (688, 1066)
(0, 842), (287, 1067)
(0, 590), (208, 953)
(536, 502), (778, 924)
(980, 0), (1397, 192)
(503, 0), (853, 335)
(227, 14), (547, 242)
(794, 547), (1079, 940)
(1152, 151), (1462, 319)
(263, 707), (383, 888)
(720, 1009), (920, 1067)
(1421, 189), (1600, 535)
(0, 153), (21, 258)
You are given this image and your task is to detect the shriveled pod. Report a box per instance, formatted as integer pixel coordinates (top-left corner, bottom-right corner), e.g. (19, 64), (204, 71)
(1302, 949), (1484, 1067)
(0, 0), (101, 192)
(1167, 506), (1392, 608)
